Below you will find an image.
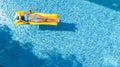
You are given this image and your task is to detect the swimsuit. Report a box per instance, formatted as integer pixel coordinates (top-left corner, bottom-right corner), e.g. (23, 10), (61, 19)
(24, 14), (37, 22)
(34, 14), (37, 22)
(24, 14), (29, 22)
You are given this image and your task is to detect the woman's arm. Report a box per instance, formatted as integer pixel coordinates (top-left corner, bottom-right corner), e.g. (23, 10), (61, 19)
(24, 8), (32, 14)
(30, 8), (32, 14)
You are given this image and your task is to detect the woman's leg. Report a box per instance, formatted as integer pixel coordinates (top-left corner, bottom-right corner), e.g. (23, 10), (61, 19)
(36, 19), (46, 22)
(37, 15), (46, 20)
(37, 15), (59, 22)
(46, 18), (59, 22)
(36, 15), (46, 22)
(29, 14), (59, 22)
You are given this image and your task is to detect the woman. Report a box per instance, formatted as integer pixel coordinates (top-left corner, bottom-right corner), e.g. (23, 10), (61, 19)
(14, 8), (59, 24)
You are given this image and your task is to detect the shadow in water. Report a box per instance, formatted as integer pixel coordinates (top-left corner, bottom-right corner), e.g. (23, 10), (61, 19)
(88, 0), (120, 11)
(0, 25), (82, 67)
(39, 22), (77, 32)
(39, 50), (83, 67)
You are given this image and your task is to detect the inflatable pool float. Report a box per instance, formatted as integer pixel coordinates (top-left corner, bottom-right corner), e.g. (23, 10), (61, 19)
(13, 11), (59, 26)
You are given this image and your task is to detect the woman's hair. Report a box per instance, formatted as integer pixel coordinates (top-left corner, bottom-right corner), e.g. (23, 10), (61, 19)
(14, 14), (21, 20)
(14, 15), (19, 20)
(21, 16), (24, 20)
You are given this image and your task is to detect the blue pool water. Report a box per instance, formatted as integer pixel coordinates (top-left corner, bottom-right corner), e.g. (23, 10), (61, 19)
(0, 0), (120, 67)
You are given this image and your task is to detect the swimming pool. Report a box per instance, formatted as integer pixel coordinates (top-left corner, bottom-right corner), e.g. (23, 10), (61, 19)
(0, 0), (120, 67)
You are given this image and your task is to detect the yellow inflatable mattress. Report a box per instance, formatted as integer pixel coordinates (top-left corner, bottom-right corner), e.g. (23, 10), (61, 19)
(13, 11), (59, 26)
